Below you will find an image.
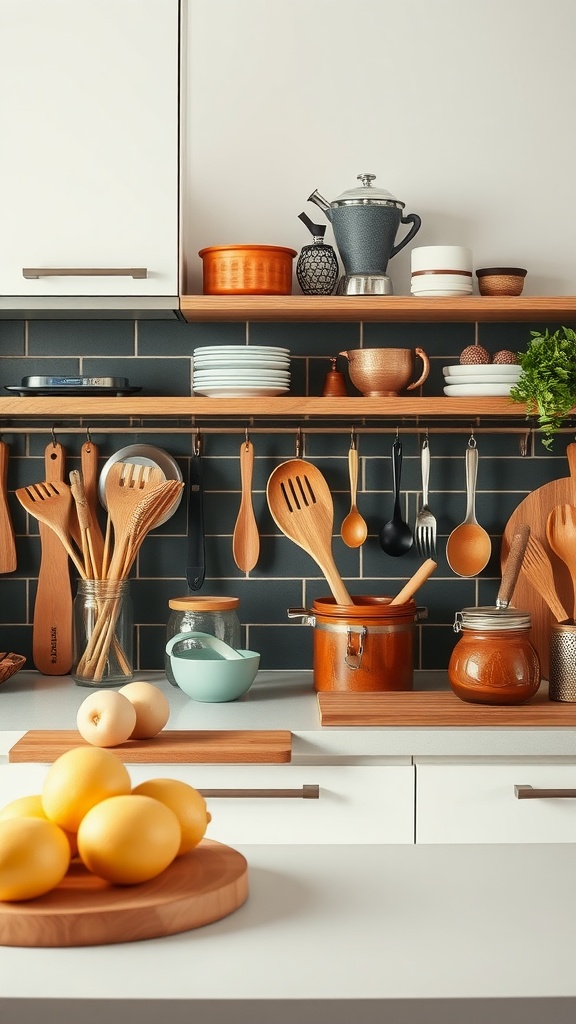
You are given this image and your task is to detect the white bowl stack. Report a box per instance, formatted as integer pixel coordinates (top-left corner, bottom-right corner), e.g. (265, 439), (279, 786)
(192, 345), (291, 397)
(411, 246), (473, 297)
(442, 362), (522, 396)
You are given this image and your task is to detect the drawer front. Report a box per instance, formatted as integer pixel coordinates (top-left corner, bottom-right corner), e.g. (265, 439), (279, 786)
(416, 763), (576, 843)
(0, 763), (415, 845)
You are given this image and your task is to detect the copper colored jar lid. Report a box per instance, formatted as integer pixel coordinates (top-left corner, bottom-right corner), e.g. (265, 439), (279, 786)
(168, 596), (239, 612)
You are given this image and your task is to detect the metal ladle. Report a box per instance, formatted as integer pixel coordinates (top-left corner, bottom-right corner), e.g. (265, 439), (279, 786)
(446, 438), (492, 577)
(379, 434), (413, 557)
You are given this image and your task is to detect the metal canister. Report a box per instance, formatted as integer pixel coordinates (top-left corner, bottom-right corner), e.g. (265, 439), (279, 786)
(549, 623), (576, 702)
(289, 595), (425, 692)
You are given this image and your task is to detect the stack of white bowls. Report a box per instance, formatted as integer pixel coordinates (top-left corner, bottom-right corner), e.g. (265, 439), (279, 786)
(442, 362), (522, 397)
(192, 345), (291, 397)
(411, 246), (473, 297)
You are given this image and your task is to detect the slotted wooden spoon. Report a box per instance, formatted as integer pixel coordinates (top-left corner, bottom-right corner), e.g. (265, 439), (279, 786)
(267, 459), (352, 606)
(546, 503), (576, 620)
(16, 480), (85, 578)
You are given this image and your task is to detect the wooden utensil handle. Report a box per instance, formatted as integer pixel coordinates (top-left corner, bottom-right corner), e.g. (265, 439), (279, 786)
(390, 559), (437, 606)
(34, 442), (73, 675)
(0, 440), (17, 573)
(240, 439), (254, 495)
(496, 523), (530, 608)
(348, 446), (359, 504)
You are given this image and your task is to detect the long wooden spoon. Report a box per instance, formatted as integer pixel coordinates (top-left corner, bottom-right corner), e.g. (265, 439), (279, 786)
(232, 439), (260, 571)
(341, 441), (368, 548)
(546, 503), (576, 620)
(267, 459), (352, 606)
(390, 558), (438, 606)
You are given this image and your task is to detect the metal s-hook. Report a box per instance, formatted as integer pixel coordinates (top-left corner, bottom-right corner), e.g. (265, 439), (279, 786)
(244, 425), (250, 450)
(85, 425), (92, 444)
(295, 427), (303, 458)
(519, 429), (531, 457)
(350, 425), (357, 450)
(51, 425), (58, 448)
(194, 431), (202, 457)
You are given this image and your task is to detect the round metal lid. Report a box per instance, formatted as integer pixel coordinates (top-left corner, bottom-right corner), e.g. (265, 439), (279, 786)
(455, 606), (532, 632)
(332, 173), (405, 208)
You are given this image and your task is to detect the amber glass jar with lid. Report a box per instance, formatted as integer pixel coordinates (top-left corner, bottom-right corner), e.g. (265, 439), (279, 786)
(165, 596), (241, 686)
(448, 607), (541, 705)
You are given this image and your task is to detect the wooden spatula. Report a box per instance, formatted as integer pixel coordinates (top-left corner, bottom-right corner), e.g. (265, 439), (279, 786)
(266, 459), (352, 606)
(31, 442), (74, 674)
(0, 440), (17, 573)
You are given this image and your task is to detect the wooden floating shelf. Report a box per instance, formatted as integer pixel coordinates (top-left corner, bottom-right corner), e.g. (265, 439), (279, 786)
(179, 294), (576, 323)
(0, 395), (548, 419)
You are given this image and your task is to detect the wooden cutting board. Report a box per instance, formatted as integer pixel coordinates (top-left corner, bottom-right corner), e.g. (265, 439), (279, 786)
(0, 839), (248, 947)
(8, 729), (292, 764)
(501, 446), (576, 678)
(317, 690), (576, 727)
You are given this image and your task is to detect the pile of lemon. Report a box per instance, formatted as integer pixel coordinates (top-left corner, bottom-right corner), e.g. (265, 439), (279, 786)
(0, 746), (211, 901)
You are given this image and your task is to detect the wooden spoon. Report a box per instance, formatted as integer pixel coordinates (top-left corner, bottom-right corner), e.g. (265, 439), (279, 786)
(546, 503), (576, 619)
(232, 440), (260, 571)
(81, 439), (105, 575)
(446, 442), (492, 577)
(341, 442), (368, 548)
(267, 458), (352, 606)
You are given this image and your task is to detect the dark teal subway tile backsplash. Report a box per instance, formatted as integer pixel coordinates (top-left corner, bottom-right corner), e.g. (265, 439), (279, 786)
(0, 315), (571, 675)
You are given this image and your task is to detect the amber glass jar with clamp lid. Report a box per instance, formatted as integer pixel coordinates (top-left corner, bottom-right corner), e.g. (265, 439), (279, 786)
(448, 607), (541, 705)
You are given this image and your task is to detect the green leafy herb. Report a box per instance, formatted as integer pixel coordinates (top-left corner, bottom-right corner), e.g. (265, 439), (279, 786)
(509, 326), (576, 450)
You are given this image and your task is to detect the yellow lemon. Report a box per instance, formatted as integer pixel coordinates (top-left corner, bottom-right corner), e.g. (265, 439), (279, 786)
(0, 817), (71, 901)
(77, 794), (181, 884)
(132, 778), (211, 855)
(42, 746), (132, 833)
(0, 794), (78, 857)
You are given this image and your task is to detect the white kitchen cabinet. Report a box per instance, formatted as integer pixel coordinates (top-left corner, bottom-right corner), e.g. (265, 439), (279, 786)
(416, 760), (576, 844)
(0, 0), (179, 305)
(0, 762), (416, 845)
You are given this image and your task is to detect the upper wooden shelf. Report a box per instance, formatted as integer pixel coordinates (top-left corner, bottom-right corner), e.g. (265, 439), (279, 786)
(0, 395), (541, 420)
(179, 295), (576, 323)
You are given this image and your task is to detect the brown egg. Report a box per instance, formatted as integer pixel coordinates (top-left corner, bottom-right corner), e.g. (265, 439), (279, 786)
(460, 345), (490, 365)
(492, 350), (518, 364)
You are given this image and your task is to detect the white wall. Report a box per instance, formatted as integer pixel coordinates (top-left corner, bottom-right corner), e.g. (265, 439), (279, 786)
(182, 0), (576, 297)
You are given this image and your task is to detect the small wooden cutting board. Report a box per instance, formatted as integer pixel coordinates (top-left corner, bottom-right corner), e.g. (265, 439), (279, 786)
(8, 729), (292, 763)
(317, 690), (576, 727)
(0, 839), (248, 947)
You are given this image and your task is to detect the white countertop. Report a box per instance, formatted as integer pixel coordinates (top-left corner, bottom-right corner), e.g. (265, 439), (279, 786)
(0, 842), (575, 1024)
(1, 669), (576, 760)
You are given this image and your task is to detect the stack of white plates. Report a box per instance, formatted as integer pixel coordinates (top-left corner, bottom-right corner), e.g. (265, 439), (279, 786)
(192, 345), (291, 397)
(442, 362), (521, 396)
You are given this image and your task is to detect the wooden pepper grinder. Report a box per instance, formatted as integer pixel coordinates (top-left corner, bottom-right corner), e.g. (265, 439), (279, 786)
(322, 357), (348, 397)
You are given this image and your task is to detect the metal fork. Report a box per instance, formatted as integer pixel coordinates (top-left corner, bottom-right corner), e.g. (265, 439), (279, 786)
(414, 436), (437, 559)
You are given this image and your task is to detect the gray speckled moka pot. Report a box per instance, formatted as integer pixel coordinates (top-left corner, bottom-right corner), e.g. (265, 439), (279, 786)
(308, 173), (421, 277)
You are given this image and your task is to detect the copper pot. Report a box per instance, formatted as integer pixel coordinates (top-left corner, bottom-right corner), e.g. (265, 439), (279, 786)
(198, 244), (297, 295)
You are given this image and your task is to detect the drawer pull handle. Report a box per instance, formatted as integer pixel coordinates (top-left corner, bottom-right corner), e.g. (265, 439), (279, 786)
(514, 785), (576, 799)
(198, 785), (319, 800)
(22, 267), (148, 279)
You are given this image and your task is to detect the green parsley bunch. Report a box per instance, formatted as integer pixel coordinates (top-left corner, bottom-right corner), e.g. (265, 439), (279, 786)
(510, 326), (576, 450)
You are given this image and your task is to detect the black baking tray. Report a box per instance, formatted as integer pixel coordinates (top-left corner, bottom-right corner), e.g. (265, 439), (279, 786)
(5, 385), (143, 396)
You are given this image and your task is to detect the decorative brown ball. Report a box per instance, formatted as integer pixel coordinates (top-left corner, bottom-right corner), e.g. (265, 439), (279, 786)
(492, 350), (518, 364)
(460, 345), (490, 365)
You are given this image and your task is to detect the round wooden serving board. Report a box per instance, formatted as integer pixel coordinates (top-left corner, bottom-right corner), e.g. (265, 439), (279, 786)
(502, 471), (575, 679)
(0, 839), (248, 947)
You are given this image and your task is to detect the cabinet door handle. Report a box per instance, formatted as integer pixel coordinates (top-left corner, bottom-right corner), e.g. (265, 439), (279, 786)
(198, 785), (319, 800)
(22, 267), (148, 279)
(514, 784), (576, 799)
